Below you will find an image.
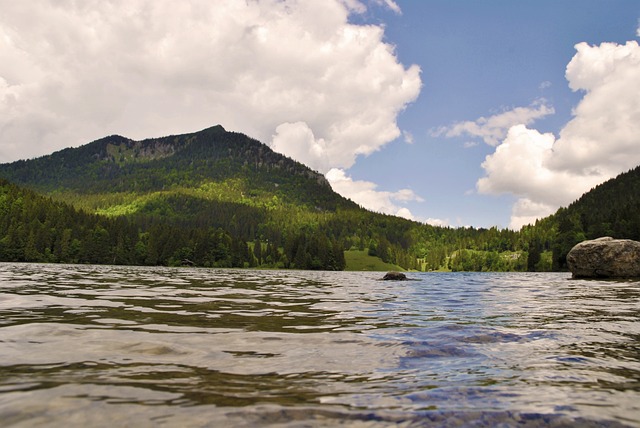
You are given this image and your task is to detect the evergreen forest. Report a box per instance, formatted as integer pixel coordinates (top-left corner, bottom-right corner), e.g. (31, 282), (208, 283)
(1, 125), (638, 272)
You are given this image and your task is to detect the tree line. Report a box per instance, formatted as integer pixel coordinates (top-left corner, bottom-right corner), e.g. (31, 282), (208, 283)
(0, 179), (345, 270)
(0, 177), (525, 271)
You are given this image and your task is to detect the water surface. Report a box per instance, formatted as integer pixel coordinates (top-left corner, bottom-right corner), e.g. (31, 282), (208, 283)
(1, 263), (639, 427)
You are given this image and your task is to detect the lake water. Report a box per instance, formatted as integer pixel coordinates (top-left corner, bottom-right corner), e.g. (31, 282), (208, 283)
(0, 263), (639, 427)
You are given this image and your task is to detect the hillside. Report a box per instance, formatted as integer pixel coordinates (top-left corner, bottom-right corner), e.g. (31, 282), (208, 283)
(0, 178), (129, 264)
(543, 165), (640, 270)
(563, 165), (640, 240)
(1, 124), (637, 272)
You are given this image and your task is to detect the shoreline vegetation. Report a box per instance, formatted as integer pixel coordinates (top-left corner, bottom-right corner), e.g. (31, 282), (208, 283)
(1, 126), (639, 273)
(0, 176), (538, 272)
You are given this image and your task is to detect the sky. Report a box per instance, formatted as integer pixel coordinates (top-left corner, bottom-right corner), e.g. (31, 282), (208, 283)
(1, 0), (639, 229)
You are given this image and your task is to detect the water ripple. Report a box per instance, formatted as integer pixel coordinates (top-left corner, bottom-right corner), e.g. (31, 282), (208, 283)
(0, 263), (638, 427)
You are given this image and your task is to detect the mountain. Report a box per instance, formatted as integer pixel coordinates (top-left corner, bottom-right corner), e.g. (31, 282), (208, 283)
(2, 124), (636, 272)
(0, 126), (405, 270)
(0, 125), (354, 212)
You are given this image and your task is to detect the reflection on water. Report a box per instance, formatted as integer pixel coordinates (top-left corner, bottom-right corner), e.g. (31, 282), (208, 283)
(0, 263), (639, 427)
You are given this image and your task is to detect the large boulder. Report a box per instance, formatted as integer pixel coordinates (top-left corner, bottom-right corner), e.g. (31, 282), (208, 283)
(566, 237), (640, 279)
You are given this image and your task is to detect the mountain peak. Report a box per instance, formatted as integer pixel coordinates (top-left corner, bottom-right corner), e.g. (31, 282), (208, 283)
(0, 125), (354, 210)
(195, 124), (226, 135)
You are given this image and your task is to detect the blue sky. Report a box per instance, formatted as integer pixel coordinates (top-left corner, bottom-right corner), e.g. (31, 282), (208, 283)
(1, 0), (639, 229)
(349, 0), (640, 228)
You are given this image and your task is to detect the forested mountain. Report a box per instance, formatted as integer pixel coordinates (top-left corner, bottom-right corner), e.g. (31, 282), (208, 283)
(536, 165), (640, 270)
(0, 125), (638, 271)
(0, 125), (352, 211)
(0, 126), (356, 269)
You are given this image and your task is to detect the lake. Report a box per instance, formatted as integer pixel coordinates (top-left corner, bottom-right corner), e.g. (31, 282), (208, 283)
(0, 263), (638, 427)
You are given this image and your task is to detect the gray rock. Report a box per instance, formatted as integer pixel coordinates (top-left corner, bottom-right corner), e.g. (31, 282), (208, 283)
(382, 271), (407, 281)
(566, 237), (640, 279)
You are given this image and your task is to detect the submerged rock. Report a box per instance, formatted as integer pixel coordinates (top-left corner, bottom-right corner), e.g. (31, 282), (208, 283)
(382, 271), (407, 281)
(566, 237), (640, 279)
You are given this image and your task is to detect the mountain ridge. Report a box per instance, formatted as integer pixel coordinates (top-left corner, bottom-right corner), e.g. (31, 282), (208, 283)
(0, 125), (348, 212)
(1, 124), (638, 272)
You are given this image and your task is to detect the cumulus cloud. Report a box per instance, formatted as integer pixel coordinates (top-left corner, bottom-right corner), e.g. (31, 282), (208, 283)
(271, 122), (330, 173)
(478, 126), (567, 207)
(547, 41), (640, 176)
(434, 100), (554, 146)
(478, 40), (640, 229)
(326, 168), (423, 220)
(0, 0), (422, 217)
(477, 125), (604, 229)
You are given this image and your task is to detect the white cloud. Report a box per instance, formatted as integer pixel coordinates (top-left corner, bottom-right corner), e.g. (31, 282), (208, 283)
(478, 125), (569, 208)
(478, 40), (640, 229)
(271, 122), (330, 173)
(425, 218), (450, 227)
(434, 100), (554, 146)
(326, 168), (422, 219)
(402, 130), (414, 144)
(395, 208), (414, 220)
(375, 0), (402, 15)
(0, 0), (421, 177)
(463, 141), (479, 149)
(339, 0), (367, 14)
(548, 41), (640, 176)
(510, 199), (557, 230)
(539, 80), (552, 89)
(477, 125), (602, 229)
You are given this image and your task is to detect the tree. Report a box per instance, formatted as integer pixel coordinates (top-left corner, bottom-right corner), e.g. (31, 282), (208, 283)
(527, 240), (541, 272)
(253, 239), (263, 265)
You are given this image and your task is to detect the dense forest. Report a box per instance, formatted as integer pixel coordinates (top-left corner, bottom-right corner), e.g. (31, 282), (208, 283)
(1, 126), (638, 271)
(540, 165), (640, 271)
(0, 179), (346, 269)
